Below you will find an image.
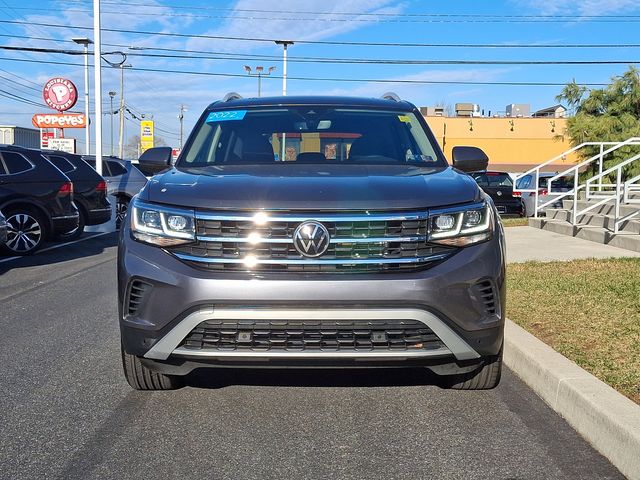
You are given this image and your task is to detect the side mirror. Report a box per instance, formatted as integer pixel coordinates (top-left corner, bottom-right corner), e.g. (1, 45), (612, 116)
(137, 147), (172, 176)
(451, 146), (489, 173)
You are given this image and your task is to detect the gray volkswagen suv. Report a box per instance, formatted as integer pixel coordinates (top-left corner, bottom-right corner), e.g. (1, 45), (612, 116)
(118, 95), (505, 390)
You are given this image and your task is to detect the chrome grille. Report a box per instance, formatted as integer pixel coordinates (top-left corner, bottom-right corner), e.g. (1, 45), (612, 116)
(167, 210), (455, 273)
(179, 319), (445, 352)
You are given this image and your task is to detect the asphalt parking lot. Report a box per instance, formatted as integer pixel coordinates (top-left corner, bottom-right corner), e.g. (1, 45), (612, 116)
(0, 230), (626, 480)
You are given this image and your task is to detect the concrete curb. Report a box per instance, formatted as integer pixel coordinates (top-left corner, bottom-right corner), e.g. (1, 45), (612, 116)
(503, 320), (640, 480)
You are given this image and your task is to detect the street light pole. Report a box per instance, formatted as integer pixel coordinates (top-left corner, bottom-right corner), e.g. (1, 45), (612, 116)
(274, 41), (293, 161)
(275, 41), (293, 96)
(72, 37), (93, 155)
(92, 1), (103, 175)
(108, 91), (116, 156)
(243, 65), (275, 97)
(178, 104), (187, 149)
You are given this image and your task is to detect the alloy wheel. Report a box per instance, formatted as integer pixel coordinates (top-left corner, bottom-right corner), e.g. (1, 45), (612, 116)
(115, 199), (128, 227)
(5, 213), (43, 254)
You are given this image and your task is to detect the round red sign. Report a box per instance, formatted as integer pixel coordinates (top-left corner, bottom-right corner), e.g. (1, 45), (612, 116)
(43, 77), (78, 111)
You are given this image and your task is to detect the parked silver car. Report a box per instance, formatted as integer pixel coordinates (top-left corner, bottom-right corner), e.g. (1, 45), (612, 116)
(0, 210), (7, 245)
(515, 173), (573, 216)
(83, 156), (148, 227)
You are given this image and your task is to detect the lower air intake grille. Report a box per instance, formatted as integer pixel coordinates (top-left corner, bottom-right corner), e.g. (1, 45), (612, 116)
(126, 280), (152, 316)
(179, 319), (445, 352)
(475, 280), (497, 316)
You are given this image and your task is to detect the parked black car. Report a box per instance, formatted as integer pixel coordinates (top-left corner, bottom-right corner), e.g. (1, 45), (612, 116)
(43, 151), (111, 239)
(0, 144), (79, 254)
(472, 171), (524, 217)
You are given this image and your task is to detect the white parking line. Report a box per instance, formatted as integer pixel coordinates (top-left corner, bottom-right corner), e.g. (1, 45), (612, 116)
(0, 231), (115, 264)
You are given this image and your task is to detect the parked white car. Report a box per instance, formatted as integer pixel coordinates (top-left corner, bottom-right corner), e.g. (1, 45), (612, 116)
(515, 172), (573, 217)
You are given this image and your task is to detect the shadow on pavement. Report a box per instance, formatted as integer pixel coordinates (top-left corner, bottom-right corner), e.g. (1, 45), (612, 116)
(184, 366), (442, 390)
(0, 231), (119, 274)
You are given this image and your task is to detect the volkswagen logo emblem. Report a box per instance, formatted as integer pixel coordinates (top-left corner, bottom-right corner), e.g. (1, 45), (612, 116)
(293, 221), (330, 258)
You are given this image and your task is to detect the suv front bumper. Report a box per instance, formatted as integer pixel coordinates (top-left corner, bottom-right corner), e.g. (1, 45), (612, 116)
(118, 223), (505, 369)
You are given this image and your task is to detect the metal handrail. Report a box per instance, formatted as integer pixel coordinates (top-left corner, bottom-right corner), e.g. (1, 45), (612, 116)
(623, 173), (640, 204)
(522, 137), (640, 219)
(585, 153), (640, 199)
(514, 140), (635, 219)
(578, 152), (640, 232)
(614, 173), (640, 232)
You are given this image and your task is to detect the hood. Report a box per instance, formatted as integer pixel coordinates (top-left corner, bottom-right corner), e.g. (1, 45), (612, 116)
(142, 164), (482, 211)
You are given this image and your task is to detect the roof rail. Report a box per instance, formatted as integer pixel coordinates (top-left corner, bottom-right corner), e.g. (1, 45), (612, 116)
(381, 92), (401, 102)
(222, 92), (243, 102)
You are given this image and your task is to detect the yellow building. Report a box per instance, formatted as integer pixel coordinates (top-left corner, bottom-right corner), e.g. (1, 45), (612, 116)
(423, 116), (578, 173)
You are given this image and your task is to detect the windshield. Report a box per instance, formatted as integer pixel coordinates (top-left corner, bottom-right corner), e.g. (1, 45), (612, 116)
(179, 107), (444, 167)
(473, 173), (513, 188)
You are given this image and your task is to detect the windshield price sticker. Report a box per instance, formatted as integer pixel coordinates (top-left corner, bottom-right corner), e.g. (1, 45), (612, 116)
(206, 110), (247, 123)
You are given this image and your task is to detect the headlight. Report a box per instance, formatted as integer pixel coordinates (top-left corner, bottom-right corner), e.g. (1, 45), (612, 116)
(428, 202), (493, 246)
(131, 198), (195, 246)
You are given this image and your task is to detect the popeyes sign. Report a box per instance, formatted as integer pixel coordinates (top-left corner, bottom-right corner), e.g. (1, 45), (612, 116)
(43, 77), (78, 111)
(32, 113), (87, 129)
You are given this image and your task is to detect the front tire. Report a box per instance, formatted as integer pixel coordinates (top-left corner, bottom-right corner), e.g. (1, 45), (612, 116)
(121, 345), (182, 390)
(3, 208), (47, 255)
(441, 350), (503, 390)
(115, 196), (129, 229)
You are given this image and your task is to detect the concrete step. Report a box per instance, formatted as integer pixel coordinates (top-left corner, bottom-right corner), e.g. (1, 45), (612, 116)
(545, 208), (640, 234)
(561, 199), (640, 217)
(528, 218), (640, 253)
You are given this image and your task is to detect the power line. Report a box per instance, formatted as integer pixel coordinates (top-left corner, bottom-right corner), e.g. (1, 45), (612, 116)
(0, 72), (40, 92)
(0, 55), (610, 87)
(0, 88), (44, 107)
(0, 66), (40, 87)
(3, 32), (640, 52)
(3, 44), (640, 66)
(60, 0), (640, 18)
(27, 2), (640, 22)
(2, 19), (640, 48)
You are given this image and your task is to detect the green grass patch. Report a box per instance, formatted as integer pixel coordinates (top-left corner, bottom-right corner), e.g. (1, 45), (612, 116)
(501, 217), (529, 227)
(507, 258), (640, 404)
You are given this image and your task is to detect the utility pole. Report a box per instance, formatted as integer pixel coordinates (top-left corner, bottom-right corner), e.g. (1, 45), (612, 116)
(108, 91), (116, 156)
(118, 63), (131, 159)
(178, 104), (186, 148)
(72, 37), (93, 155)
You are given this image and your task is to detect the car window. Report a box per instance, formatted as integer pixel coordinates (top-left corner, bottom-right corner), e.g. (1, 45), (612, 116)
(516, 175), (531, 189)
(539, 176), (573, 189)
(0, 156), (6, 175)
(0, 151), (33, 174)
(48, 155), (76, 174)
(84, 158), (112, 176)
(107, 161), (127, 177)
(473, 173), (512, 187)
(180, 107), (443, 167)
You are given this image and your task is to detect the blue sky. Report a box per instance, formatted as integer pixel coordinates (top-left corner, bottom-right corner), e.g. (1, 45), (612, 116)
(2, 0), (640, 152)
